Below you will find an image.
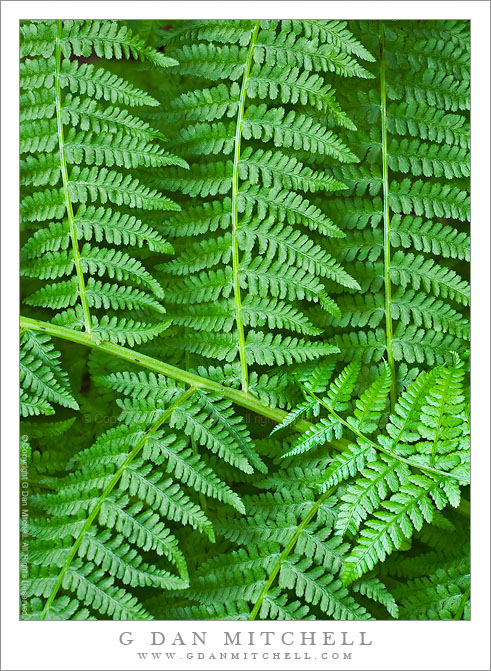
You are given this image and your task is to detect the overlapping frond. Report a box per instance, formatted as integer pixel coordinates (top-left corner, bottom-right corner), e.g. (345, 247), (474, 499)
(23, 371), (264, 619)
(161, 482), (393, 620)
(20, 19), (181, 346)
(20, 330), (78, 416)
(279, 359), (468, 586)
(391, 554), (470, 620)
(317, 20), (469, 375)
(151, 19), (372, 400)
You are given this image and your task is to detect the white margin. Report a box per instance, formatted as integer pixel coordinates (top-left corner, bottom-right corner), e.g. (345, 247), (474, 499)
(2, 2), (490, 671)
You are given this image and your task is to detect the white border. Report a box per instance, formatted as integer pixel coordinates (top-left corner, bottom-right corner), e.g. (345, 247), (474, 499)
(2, 2), (490, 670)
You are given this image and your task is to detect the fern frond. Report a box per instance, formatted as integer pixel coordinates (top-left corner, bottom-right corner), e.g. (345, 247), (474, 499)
(270, 361), (469, 587)
(335, 458), (411, 537)
(390, 550), (470, 619)
(154, 18), (370, 401)
(21, 18), (179, 341)
(322, 19), (469, 381)
(20, 330), (78, 416)
(24, 368), (267, 619)
(342, 473), (456, 585)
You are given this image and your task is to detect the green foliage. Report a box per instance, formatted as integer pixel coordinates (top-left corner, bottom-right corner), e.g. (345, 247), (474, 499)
(318, 20), (469, 374)
(23, 377), (264, 619)
(153, 18), (373, 397)
(392, 559), (470, 620)
(283, 358), (468, 572)
(20, 330), (79, 416)
(20, 19), (470, 623)
(20, 19), (181, 346)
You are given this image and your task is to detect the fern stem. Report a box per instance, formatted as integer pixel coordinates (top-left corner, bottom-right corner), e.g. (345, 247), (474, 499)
(379, 20), (396, 409)
(230, 19), (261, 393)
(54, 20), (92, 334)
(20, 316), (471, 512)
(248, 488), (334, 620)
(19, 315), (311, 431)
(308, 390), (469, 483)
(39, 386), (196, 620)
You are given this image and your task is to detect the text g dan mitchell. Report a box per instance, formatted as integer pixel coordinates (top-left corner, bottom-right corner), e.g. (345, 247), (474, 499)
(118, 630), (373, 647)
